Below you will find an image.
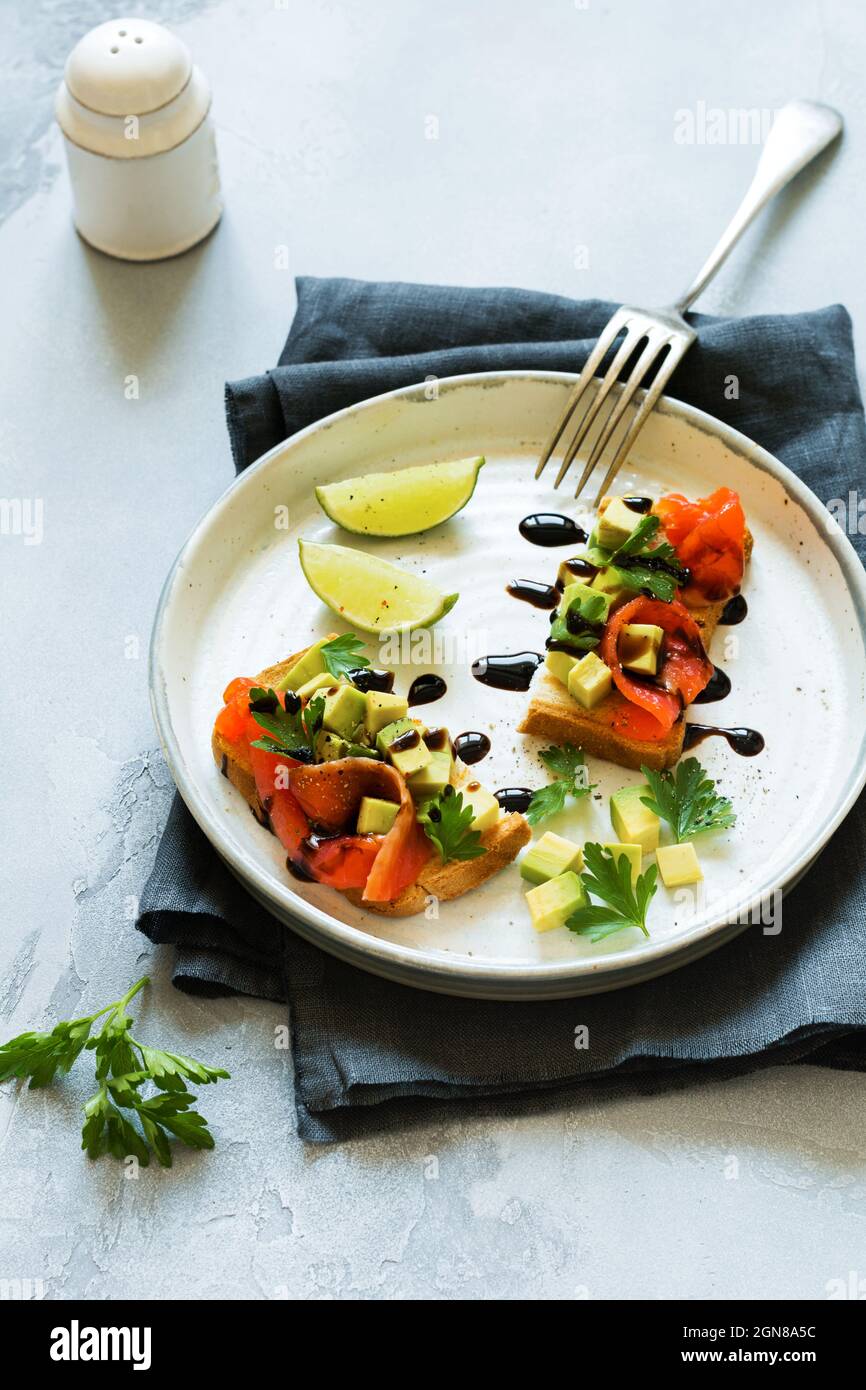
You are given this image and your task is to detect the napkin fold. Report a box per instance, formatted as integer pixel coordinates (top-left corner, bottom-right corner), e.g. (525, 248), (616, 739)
(139, 277), (866, 1142)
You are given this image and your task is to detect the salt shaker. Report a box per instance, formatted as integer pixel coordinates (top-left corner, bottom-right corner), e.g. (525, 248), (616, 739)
(55, 17), (222, 261)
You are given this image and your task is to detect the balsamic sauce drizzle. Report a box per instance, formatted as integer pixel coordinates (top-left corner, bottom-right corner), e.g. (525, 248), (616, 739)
(684, 724), (765, 756)
(506, 579), (558, 610)
(519, 514), (587, 547)
(471, 651), (544, 692)
(719, 594), (748, 625)
(407, 673), (447, 706)
(494, 787), (534, 814)
(453, 731), (491, 765)
(693, 666), (732, 704)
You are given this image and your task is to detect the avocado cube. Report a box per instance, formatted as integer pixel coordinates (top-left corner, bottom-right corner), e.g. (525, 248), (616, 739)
(656, 841), (703, 888)
(365, 690), (409, 737)
(558, 580), (612, 624)
(520, 831), (583, 885)
(356, 796), (399, 835)
(620, 623), (664, 676)
(545, 649), (579, 686)
(610, 784), (660, 853)
(296, 671), (340, 703)
(596, 496), (641, 550)
(376, 718), (431, 777)
(322, 684), (367, 740)
(375, 717), (420, 757)
(276, 637), (332, 692)
(602, 842), (643, 887)
(526, 871), (588, 934)
(567, 650), (613, 710)
(591, 566), (630, 609)
(314, 730), (349, 763)
(459, 782), (499, 834)
(408, 747), (453, 801)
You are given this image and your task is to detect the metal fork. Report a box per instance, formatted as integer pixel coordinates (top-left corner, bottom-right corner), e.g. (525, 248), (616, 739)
(537, 99), (842, 502)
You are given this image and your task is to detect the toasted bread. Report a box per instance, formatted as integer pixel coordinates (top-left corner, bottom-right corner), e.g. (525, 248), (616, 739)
(213, 645), (531, 916)
(518, 530), (753, 772)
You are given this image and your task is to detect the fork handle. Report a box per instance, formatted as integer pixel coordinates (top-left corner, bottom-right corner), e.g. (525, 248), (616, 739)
(674, 100), (842, 314)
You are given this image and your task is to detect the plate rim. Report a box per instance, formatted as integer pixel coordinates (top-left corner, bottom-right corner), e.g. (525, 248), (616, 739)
(149, 368), (866, 996)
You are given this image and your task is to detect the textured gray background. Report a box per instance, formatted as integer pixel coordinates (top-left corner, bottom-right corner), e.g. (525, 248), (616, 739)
(2, 0), (865, 1301)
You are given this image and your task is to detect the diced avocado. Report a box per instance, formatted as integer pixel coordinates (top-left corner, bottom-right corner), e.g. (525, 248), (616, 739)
(656, 841), (703, 888)
(276, 637), (332, 692)
(376, 718), (431, 777)
(314, 730), (349, 762)
(365, 689), (409, 737)
(356, 796), (399, 835)
(375, 717), (419, 756)
(610, 784), (660, 853)
(596, 496), (641, 550)
(526, 871), (588, 933)
(408, 747), (453, 801)
(295, 671), (340, 702)
(591, 566), (630, 609)
(520, 831), (584, 885)
(602, 842), (643, 887)
(559, 580), (612, 624)
(567, 650), (613, 710)
(545, 649), (579, 686)
(459, 782), (500, 834)
(620, 622), (664, 676)
(322, 683), (367, 740)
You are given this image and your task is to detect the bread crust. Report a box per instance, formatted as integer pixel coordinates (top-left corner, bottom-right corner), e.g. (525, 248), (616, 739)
(518, 530), (753, 772)
(213, 645), (530, 916)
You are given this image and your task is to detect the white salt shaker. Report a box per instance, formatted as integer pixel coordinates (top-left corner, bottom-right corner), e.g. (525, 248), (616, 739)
(55, 17), (222, 261)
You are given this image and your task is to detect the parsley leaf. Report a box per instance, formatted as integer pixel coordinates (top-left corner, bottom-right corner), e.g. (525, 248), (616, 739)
(566, 842), (658, 942)
(526, 743), (596, 826)
(418, 785), (487, 863)
(582, 514), (688, 603)
(321, 633), (370, 679)
(0, 978), (229, 1167)
(249, 687), (325, 756)
(640, 758), (736, 842)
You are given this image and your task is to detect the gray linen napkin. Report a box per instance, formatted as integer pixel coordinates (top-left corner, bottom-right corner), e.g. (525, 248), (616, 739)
(139, 277), (866, 1142)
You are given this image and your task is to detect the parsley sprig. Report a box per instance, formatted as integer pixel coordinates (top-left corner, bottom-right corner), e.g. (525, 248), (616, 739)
(418, 785), (487, 863)
(566, 843), (658, 942)
(249, 687), (326, 757)
(0, 977), (229, 1167)
(548, 589), (608, 652)
(586, 514), (688, 603)
(640, 758), (736, 842)
(321, 632), (370, 679)
(526, 744), (596, 826)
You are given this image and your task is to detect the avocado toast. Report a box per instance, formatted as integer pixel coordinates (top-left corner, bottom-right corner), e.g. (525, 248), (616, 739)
(213, 636), (530, 917)
(518, 489), (752, 771)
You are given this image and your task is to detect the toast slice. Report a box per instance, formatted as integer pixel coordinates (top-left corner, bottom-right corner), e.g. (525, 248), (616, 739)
(517, 530), (753, 772)
(213, 646), (531, 916)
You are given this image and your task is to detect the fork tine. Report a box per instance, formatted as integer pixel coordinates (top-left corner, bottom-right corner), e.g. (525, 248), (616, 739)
(535, 308), (630, 479)
(572, 330), (670, 497)
(553, 323), (651, 490)
(591, 341), (688, 504)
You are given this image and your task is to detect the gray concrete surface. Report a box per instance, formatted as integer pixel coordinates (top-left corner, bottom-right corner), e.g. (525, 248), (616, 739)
(2, 0), (865, 1301)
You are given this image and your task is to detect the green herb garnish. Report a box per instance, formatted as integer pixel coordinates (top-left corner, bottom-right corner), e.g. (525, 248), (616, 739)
(249, 687), (325, 757)
(320, 632), (370, 680)
(0, 977), (229, 1167)
(566, 843), (658, 942)
(526, 743), (596, 826)
(640, 758), (736, 842)
(583, 514), (688, 603)
(418, 785), (487, 863)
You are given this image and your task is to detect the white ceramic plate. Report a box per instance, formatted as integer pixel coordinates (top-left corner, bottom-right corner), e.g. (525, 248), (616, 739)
(150, 372), (866, 999)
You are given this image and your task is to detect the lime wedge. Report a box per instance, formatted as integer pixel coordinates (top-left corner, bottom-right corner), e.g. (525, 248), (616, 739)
(299, 540), (459, 634)
(315, 456), (485, 537)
